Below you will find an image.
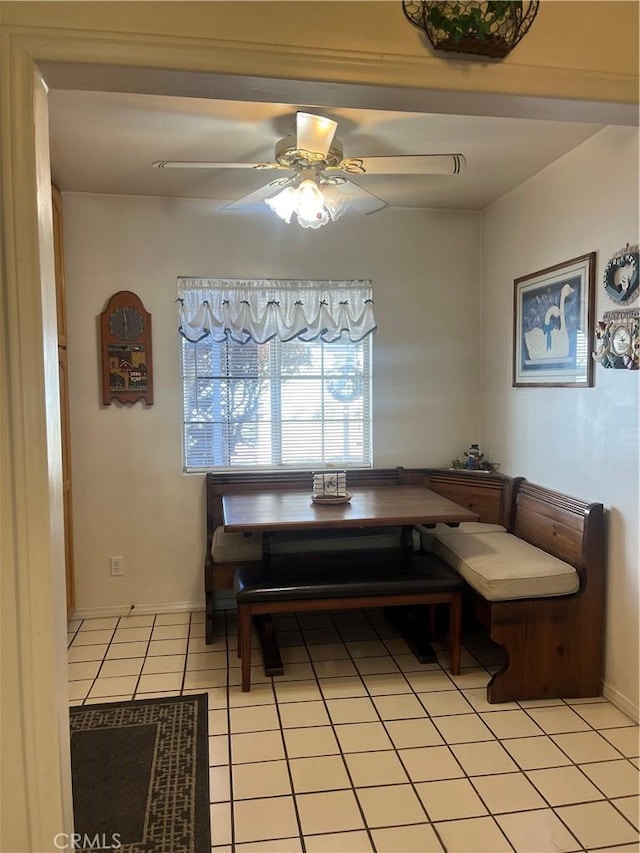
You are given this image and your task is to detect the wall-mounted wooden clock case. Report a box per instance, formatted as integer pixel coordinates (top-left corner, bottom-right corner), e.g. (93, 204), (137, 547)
(100, 291), (153, 405)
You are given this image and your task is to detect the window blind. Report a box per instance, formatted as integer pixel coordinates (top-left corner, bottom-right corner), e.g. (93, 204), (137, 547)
(179, 278), (375, 471)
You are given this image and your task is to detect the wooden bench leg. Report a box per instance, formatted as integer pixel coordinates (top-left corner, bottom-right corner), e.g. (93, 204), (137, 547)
(205, 588), (215, 645)
(238, 605), (252, 691)
(449, 592), (462, 676)
(428, 604), (437, 642)
(253, 614), (284, 677)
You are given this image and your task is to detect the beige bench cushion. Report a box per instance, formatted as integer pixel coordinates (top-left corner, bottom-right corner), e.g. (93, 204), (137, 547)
(417, 521), (506, 552)
(432, 530), (579, 601)
(211, 528), (262, 563)
(212, 526), (411, 563)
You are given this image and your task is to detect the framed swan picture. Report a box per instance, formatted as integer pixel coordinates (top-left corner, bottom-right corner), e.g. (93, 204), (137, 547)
(513, 252), (596, 387)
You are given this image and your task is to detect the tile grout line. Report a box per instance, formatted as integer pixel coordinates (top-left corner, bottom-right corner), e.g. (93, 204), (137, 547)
(224, 609), (237, 853)
(269, 620), (309, 853)
(131, 614), (158, 700)
(80, 619), (119, 705)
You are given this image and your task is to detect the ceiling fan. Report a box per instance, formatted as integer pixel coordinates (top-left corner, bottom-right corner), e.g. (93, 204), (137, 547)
(153, 112), (466, 229)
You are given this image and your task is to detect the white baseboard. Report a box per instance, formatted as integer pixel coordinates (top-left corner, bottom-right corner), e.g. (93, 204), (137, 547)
(72, 600), (205, 620)
(602, 680), (640, 723)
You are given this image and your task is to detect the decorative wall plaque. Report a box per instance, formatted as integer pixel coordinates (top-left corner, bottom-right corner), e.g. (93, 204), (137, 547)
(603, 245), (638, 305)
(592, 308), (639, 370)
(100, 291), (153, 405)
(592, 245), (639, 370)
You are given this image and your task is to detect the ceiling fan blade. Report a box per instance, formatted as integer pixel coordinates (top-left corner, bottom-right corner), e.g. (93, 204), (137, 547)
(296, 112), (338, 157)
(339, 178), (389, 216)
(345, 154), (466, 176)
(221, 177), (296, 211)
(152, 160), (285, 170)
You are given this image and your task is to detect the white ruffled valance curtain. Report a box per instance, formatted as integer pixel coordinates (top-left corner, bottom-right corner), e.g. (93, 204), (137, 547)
(177, 278), (376, 344)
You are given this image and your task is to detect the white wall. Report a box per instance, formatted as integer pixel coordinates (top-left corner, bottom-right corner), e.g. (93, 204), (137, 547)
(482, 126), (640, 718)
(63, 195), (481, 615)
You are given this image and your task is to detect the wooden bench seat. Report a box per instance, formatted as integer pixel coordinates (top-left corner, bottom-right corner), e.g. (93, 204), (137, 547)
(423, 473), (605, 703)
(234, 553), (465, 691)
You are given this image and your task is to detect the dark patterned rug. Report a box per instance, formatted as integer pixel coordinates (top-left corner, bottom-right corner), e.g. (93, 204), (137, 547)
(69, 694), (210, 853)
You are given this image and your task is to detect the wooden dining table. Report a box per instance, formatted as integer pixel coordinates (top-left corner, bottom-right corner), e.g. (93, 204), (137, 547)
(222, 484), (478, 674)
(222, 484), (478, 536)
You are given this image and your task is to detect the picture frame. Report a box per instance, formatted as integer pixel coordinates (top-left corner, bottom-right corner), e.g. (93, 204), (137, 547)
(513, 252), (596, 387)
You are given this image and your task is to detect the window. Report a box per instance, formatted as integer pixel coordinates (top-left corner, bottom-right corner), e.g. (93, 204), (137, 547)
(177, 277), (376, 471)
(181, 334), (372, 470)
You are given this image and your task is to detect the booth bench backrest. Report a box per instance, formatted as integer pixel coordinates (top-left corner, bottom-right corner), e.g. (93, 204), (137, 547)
(510, 481), (604, 590)
(423, 470), (513, 528)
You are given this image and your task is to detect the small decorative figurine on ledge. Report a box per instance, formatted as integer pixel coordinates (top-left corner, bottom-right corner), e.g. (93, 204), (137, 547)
(451, 444), (499, 472)
(464, 443), (484, 470)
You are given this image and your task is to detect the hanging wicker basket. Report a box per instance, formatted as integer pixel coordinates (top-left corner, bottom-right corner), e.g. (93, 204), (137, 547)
(402, 1), (540, 59)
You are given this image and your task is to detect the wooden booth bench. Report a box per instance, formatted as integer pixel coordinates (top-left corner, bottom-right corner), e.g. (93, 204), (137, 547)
(421, 471), (605, 703)
(204, 468), (605, 702)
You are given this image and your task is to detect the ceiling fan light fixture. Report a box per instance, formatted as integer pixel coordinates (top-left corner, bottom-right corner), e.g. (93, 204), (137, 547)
(264, 185), (298, 224)
(296, 178), (328, 224)
(321, 183), (351, 223)
(265, 176), (351, 229)
(296, 112), (338, 159)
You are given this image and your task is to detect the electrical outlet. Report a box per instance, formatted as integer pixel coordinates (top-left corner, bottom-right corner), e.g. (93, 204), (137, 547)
(110, 556), (124, 577)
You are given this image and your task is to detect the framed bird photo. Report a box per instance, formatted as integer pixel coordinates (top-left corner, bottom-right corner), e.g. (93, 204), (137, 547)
(513, 252), (596, 387)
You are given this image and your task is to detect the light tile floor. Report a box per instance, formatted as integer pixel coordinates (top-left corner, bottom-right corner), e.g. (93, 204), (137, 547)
(67, 608), (640, 853)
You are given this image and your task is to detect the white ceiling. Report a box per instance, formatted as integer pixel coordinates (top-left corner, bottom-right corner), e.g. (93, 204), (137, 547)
(48, 89), (605, 214)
